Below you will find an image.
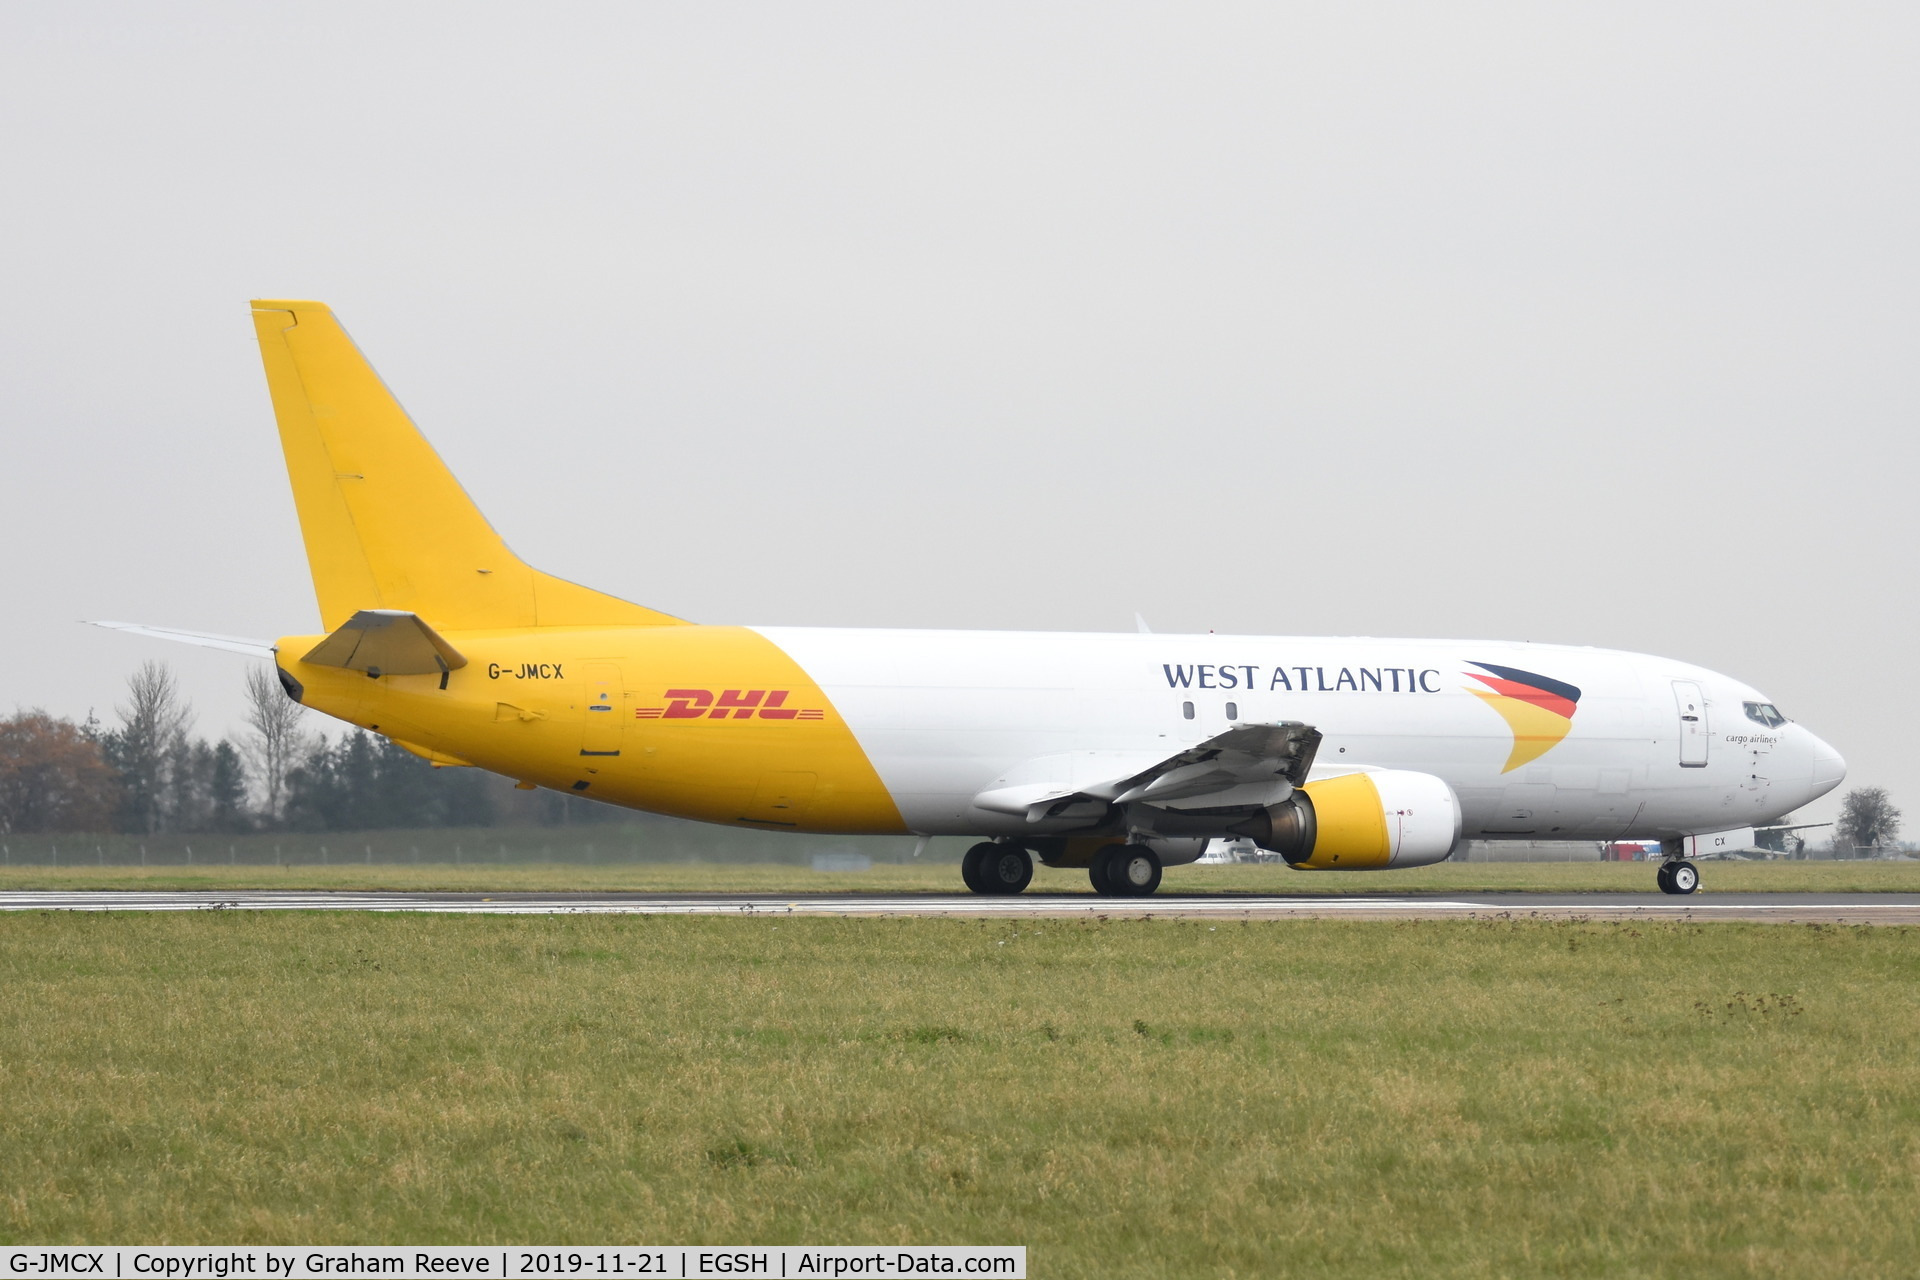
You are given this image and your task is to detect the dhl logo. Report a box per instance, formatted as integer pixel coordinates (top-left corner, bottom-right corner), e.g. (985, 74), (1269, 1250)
(635, 689), (826, 721)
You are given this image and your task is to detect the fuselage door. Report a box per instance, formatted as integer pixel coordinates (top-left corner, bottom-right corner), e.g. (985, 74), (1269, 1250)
(1673, 680), (1708, 768)
(581, 662), (624, 756)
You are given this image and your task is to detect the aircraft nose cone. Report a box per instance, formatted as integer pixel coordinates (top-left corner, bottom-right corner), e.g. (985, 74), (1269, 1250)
(1809, 733), (1846, 793)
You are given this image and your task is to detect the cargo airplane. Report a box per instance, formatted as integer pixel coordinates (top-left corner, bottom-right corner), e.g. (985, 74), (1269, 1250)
(96, 301), (1847, 897)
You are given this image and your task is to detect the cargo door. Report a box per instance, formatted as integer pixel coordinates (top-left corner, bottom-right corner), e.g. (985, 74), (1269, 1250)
(580, 663), (624, 757)
(1673, 680), (1708, 768)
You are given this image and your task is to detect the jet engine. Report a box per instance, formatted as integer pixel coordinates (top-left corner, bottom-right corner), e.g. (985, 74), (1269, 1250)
(1229, 770), (1461, 869)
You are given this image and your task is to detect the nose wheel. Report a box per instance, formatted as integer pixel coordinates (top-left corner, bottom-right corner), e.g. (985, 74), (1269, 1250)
(1657, 860), (1699, 895)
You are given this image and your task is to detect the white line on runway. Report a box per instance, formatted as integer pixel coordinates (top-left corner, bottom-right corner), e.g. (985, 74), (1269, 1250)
(3, 892), (1920, 920)
(0, 892), (1492, 914)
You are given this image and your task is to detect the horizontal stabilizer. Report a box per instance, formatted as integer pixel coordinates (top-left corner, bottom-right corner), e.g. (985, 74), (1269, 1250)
(88, 621), (275, 659)
(302, 609), (468, 677)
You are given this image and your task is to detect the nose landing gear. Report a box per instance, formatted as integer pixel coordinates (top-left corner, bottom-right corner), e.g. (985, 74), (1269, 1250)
(1656, 860), (1699, 895)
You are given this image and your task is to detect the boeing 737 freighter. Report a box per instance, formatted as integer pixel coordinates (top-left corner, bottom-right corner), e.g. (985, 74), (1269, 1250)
(96, 301), (1847, 897)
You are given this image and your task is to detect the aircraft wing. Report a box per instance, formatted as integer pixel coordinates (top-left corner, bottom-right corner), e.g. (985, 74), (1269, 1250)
(973, 721), (1323, 824)
(88, 621), (275, 659)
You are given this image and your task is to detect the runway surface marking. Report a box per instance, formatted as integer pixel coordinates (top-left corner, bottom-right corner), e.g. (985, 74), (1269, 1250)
(3, 891), (1919, 923)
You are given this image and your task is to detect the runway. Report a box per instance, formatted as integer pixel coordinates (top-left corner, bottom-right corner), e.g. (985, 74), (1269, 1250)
(3, 889), (1919, 922)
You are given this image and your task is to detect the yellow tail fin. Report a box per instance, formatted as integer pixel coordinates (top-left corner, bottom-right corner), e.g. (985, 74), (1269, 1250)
(251, 300), (686, 632)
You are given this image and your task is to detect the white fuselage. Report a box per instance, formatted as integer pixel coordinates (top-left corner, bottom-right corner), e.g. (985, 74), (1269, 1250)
(757, 628), (1845, 841)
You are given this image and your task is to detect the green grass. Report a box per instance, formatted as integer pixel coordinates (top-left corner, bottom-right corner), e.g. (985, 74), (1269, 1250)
(8, 824), (1914, 894)
(2, 913), (1918, 1277)
(0, 823), (929, 871)
(2, 857), (1919, 894)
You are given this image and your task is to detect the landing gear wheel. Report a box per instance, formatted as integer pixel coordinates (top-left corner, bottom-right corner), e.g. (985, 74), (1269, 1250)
(1089, 847), (1119, 896)
(1118, 847), (1163, 896)
(961, 842), (997, 894)
(978, 844), (1034, 895)
(1657, 860), (1700, 895)
(1093, 845), (1162, 897)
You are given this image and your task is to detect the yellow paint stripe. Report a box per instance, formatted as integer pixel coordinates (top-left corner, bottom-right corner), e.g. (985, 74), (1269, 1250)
(1469, 688), (1574, 772)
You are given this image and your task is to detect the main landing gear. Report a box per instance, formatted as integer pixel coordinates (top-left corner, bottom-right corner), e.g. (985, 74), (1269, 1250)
(1656, 860), (1700, 895)
(964, 840), (1696, 898)
(962, 841), (1034, 895)
(1091, 843), (1162, 897)
(959, 839), (1166, 897)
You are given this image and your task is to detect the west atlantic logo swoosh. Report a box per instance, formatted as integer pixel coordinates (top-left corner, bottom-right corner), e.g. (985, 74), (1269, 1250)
(1464, 661), (1582, 773)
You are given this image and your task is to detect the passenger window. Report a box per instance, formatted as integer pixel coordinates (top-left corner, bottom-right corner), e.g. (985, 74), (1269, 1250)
(1182, 701), (1195, 720)
(1225, 702), (1239, 721)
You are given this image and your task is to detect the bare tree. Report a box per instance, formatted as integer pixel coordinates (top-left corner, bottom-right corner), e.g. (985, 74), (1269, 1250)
(107, 660), (193, 834)
(1834, 787), (1901, 857)
(244, 665), (307, 824)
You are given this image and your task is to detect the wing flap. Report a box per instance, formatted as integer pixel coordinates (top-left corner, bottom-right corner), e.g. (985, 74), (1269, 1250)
(972, 721), (1323, 826)
(1108, 722), (1323, 804)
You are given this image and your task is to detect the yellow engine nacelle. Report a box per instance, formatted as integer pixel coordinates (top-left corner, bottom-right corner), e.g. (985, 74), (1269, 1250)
(1230, 770), (1462, 869)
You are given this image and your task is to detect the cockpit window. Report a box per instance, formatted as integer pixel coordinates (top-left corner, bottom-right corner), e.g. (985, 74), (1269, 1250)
(1743, 702), (1787, 729)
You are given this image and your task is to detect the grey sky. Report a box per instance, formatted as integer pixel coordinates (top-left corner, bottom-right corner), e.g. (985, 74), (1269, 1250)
(4, 3), (1914, 830)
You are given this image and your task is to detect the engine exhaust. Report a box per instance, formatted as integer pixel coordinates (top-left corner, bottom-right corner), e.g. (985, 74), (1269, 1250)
(1228, 794), (1317, 862)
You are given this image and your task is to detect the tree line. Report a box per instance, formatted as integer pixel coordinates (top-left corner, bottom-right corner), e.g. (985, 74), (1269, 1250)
(0, 661), (600, 836)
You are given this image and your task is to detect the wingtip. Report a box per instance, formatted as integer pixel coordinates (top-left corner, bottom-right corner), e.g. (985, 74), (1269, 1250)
(87, 620), (277, 658)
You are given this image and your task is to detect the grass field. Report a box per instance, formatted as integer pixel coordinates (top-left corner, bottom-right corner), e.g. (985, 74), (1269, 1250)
(2, 913), (1917, 1277)
(2, 857), (1919, 894)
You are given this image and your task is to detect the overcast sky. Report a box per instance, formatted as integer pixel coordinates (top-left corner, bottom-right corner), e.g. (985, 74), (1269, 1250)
(3, 2), (1915, 829)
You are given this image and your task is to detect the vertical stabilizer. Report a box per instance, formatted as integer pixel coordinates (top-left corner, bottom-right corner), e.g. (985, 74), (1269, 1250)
(251, 300), (685, 632)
